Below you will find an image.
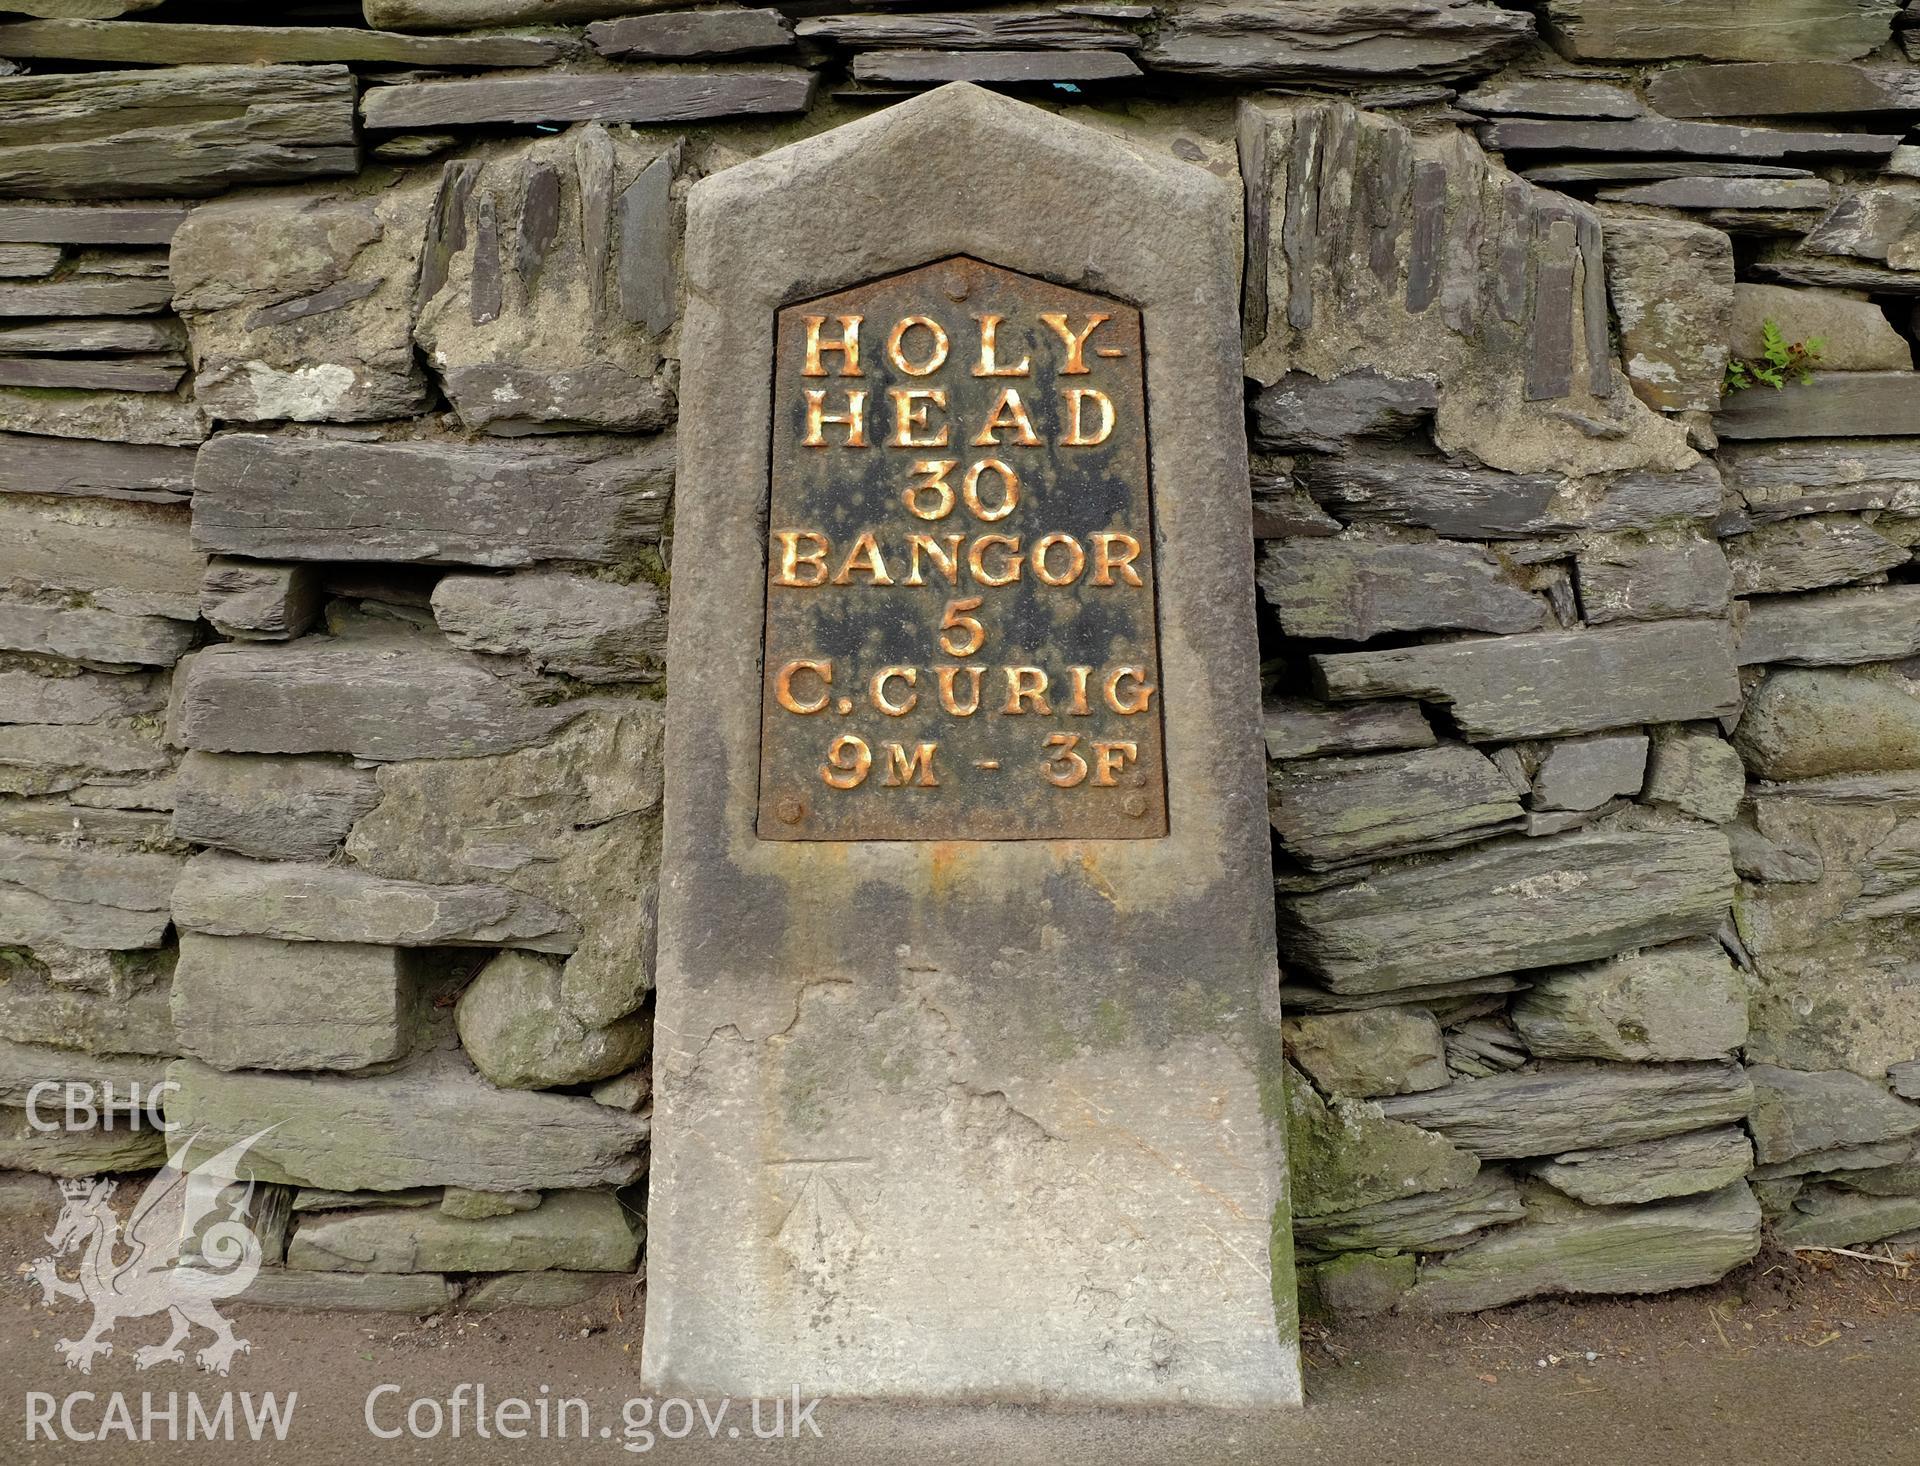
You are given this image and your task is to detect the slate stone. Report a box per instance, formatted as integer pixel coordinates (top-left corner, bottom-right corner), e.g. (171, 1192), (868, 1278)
(1575, 532), (1733, 623)
(0, 494), (200, 618)
(1277, 827), (1735, 994)
(1602, 211), (1734, 413)
(173, 641), (583, 763)
(1298, 450), (1572, 539)
(1643, 728), (1746, 823)
(0, 834), (181, 949)
(1287, 1064), (1481, 1219)
(193, 432), (672, 568)
(431, 569), (664, 684)
(361, 69), (817, 130)
(1294, 1173), (1525, 1253)
(0, 719), (169, 798)
(1306, 1252), (1416, 1318)
(591, 1066), (650, 1112)
(1379, 1061), (1753, 1159)
(1721, 373), (1920, 441)
(1539, 1), (1899, 62)
(0, 65), (357, 200)
(0, 0), (160, 13)
(0, 433), (193, 510)
(1721, 438), (1920, 521)
(0, 600), (190, 666)
(1737, 585), (1920, 666)
(592, 9), (792, 58)
(1263, 696), (1435, 760)
(1649, 61), (1920, 117)
(0, 356), (181, 393)
(1732, 285), (1912, 374)
(455, 950), (651, 1090)
(1736, 667), (1920, 779)
(1750, 1138), (1916, 1180)
(1145, 0), (1533, 83)
(1249, 370), (1438, 453)
(1773, 1187), (1920, 1248)
(289, 1188), (635, 1274)
(0, 666), (163, 726)
(294, 1187), (441, 1214)
(463, 1271), (619, 1311)
(1597, 178), (1835, 211)
(1805, 186), (1920, 267)
(0, 1107), (165, 1176)
(1511, 939), (1747, 1062)
(366, 0), (666, 24)
(799, 10), (1139, 50)
(199, 558), (322, 642)
(1751, 246), (1920, 294)
(0, 242), (56, 276)
(1408, 1182), (1762, 1312)
(441, 1186), (539, 1219)
(1479, 119), (1902, 165)
(1746, 1064), (1920, 1165)
(172, 933), (431, 1074)
(1260, 539), (1546, 642)
(1530, 733), (1649, 812)
(1524, 161), (1817, 185)
(1271, 744), (1523, 868)
(0, 204), (182, 245)
(167, 1051), (650, 1193)
(0, 968), (173, 1065)
(852, 48), (1140, 85)
(1284, 1007), (1449, 1098)
(1530, 1126), (1755, 1205)
(1312, 620), (1742, 742)
(190, 1267), (455, 1313)
(0, 18), (563, 66)
(1892, 1060), (1920, 1100)
(0, 276), (170, 316)
(0, 388), (205, 447)
(1458, 77), (1642, 118)
(0, 1039), (166, 1110)
(172, 850), (579, 954)
(171, 751), (379, 862)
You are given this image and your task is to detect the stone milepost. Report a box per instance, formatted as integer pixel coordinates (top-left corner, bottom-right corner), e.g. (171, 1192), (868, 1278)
(759, 257), (1166, 840)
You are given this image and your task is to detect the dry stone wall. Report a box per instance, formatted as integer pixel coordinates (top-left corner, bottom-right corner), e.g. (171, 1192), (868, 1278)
(0, 0), (1918, 1321)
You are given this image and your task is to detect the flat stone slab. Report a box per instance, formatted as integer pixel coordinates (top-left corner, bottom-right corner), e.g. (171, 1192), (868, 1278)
(1746, 1064), (1920, 1165)
(0, 1108), (166, 1175)
(184, 1266), (456, 1313)
(0, 834), (182, 949)
(0, 431), (194, 502)
(361, 69), (817, 130)
(1270, 744), (1523, 868)
(1511, 939), (1748, 1062)
(171, 751), (377, 862)
(1311, 620), (1741, 741)
(1263, 696), (1435, 760)
(288, 1188), (636, 1273)
(0, 599), (192, 666)
(0, 18), (564, 66)
(167, 1050), (651, 1192)
(1378, 1061), (1755, 1159)
(1276, 827), (1735, 994)
(1144, 0), (1532, 82)
(1531, 1127), (1755, 1206)
(0, 493), (200, 618)
(172, 850), (579, 953)
(1260, 539), (1546, 640)
(1737, 586), (1920, 666)
(1719, 373), (1920, 440)
(1540, 1), (1898, 62)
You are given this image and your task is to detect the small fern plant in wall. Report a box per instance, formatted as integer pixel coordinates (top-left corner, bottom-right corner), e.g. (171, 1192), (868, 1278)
(1724, 319), (1826, 394)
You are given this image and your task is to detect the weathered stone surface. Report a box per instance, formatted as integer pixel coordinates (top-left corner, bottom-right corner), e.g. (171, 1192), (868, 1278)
(1643, 728), (1746, 823)
(1298, 451), (1569, 539)
(0, 432), (193, 503)
(593, 9), (793, 57)
(0, 598), (190, 668)
(1752, 244), (1920, 294)
(0, 666), (164, 726)
(1260, 539), (1544, 642)
(193, 1266), (455, 1313)
(0, 65), (357, 200)
(347, 708), (663, 1029)
(173, 641), (582, 762)
(0, 964), (173, 1056)
(591, 1066), (650, 1112)
(1530, 734), (1648, 812)
(1648, 60), (1920, 116)
(1721, 374), (1920, 441)
(1380, 1061), (1752, 1160)
(167, 1051), (649, 1193)
(1312, 621), (1741, 742)
(1805, 186), (1920, 268)
(1728, 517), (1909, 595)
(0, 204), (181, 245)
(1892, 1060), (1920, 1099)
(0, 1108), (165, 1176)
(1511, 940), (1747, 1062)
(462, 1270), (616, 1311)
(0, 243), (58, 277)
(362, 69), (816, 130)
(1543, 2), (1898, 62)
(1731, 285), (1912, 373)
(455, 950), (651, 1091)
(171, 184), (435, 424)
(0, 275), (169, 316)
(1270, 744), (1522, 867)
(857, 47), (1142, 85)
(0, 494), (199, 618)
(441, 1185), (538, 1219)
(0, 388), (204, 446)
(289, 1187), (635, 1274)
(1746, 1064), (1920, 1165)
(1531, 1126), (1754, 1205)
(295, 1186), (441, 1214)
(1249, 370), (1438, 453)
(199, 558), (322, 641)
(1296, 1173), (1524, 1253)
(192, 432), (671, 567)
(0, 718), (169, 797)
(0, 356), (183, 393)
(1603, 211), (1734, 413)
(1459, 77), (1643, 118)
(172, 933), (431, 1074)
(1723, 438), (1920, 521)
(173, 851), (578, 954)
(1597, 177), (1834, 211)
(1408, 1182), (1761, 1312)
(1146, 1), (1531, 82)
(1278, 828), (1735, 994)
(0, 18), (564, 66)
(171, 751), (377, 862)
(1574, 531), (1733, 623)
(1737, 667), (1920, 781)
(1738, 585), (1920, 666)
(0, 835), (180, 949)
(431, 570), (664, 683)
(0, 1038), (166, 1107)
(1481, 118), (1902, 165)
(1285, 1008), (1448, 1098)
(414, 129), (678, 435)
(1775, 1187), (1920, 1247)
(1305, 1252), (1415, 1319)
(1263, 696), (1434, 760)
(1288, 1064), (1480, 1219)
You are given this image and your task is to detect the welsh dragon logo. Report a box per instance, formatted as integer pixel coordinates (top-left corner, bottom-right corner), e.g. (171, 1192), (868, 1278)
(28, 1128), (276, 1375)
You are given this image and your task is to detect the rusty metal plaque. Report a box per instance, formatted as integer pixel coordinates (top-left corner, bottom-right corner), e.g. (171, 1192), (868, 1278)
(756, 257), (1168, 841)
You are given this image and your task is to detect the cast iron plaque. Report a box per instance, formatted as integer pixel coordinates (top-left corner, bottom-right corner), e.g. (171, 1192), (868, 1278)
(757, 257), (1167, 840)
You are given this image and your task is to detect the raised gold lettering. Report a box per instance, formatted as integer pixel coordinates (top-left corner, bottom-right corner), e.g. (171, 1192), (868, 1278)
(775, 659), (832, 714)
(973, 315), (1031, 377)
(968, 534), (1021, 588)
(870, 666), (918, 716)
(889, 388), (949, 448)
(1093, 532), (1144, 587)
(887, 315), (950, 376)
(832, 531), (893, 586)
(1104, 666), (1155, 715)
(1003, 666), (1051, 715)
(883, 741), (940, 787)
(822, 734), (872, 790)
(1039, 312), (1110, 374)
(803, 389), (868, 448)
(802, 314), (862, 377)
(1062, 388), (1115, 447)
(1032, 532), (1086, 588)
(972, 389), (1040, 448)
(773, 530), (829, 587)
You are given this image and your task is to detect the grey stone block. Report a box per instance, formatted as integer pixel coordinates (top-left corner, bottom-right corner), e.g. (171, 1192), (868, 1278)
(1270, 743), (1523, 867)
(1511, 938), (1748, 1061)
(1530, 1127), (1755, 1205)
(1731, 284), (1912, 373)
(0, 834), (181, 949)
(1602, 210), (1734, 413)
(1145, 0), (1532, 82)
(0, 494), (200, 618)
(1260, 539), (1546, 641)
(1727, 516), (1909, 595)
(1574, 531), (1733, 623)
(1642, 728), (1746, 823)
(1262, 696), (1434, 760)
(1530, 733), (1648, 812)
(432, 570), (665, 683)
(1746, 1064), (1920, 1165)
(0, 667), (165, 725)
(1541, 0), (1899, 61)
(171, 750), (377, 861)
(1248, 370), (1438, 452)
(289, 1187), (636, 1274)
(1283, 1007), (1449, 1098)
(1737, 585), (1920, 666)
(454, 950), (651, 1090)
(199, 558), (322, 641)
